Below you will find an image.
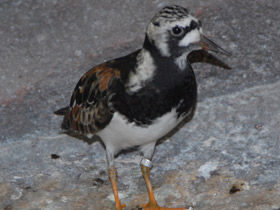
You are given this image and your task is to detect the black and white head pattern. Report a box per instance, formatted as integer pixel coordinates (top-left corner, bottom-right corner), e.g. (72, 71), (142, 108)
(146, 5), (202, 57)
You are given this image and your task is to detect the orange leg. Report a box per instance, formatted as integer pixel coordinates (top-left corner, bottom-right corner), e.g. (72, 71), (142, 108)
(141, 164), (188, 210)
(108, 166), (126, 210)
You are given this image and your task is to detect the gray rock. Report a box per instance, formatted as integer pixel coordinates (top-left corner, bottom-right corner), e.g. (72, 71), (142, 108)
(0, 0), (280, 209)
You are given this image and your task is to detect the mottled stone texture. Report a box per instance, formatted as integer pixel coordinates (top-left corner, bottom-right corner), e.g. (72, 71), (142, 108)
(0, 0), (280, 210)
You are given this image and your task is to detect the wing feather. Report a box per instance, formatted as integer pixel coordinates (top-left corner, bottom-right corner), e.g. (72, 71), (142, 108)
(61, 63), (121, 136)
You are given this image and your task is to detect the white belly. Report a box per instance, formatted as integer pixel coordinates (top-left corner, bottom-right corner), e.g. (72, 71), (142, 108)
(96, 108), (183, 153)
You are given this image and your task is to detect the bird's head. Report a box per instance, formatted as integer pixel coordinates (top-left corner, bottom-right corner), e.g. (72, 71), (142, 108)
(146, 5), (230, 58)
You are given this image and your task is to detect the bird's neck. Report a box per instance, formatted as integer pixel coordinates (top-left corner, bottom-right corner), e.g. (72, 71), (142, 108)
(142, 35), (190, 72)
(143, 35), (163, 58)
(125, 36), (194, 93)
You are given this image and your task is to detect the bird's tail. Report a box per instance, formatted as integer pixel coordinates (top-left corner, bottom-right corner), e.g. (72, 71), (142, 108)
(54, 106), (71, 131)
(54, 106), (69, 115)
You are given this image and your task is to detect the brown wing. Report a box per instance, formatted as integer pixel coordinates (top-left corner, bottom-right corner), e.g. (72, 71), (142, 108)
(60, 62), (121, 136)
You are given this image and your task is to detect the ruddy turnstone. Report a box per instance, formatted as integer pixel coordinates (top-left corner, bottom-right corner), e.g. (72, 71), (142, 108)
(55, 5), (230, 210)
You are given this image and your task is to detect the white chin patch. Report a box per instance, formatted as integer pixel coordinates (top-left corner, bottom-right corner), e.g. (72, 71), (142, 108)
(179, 29), (201, 47)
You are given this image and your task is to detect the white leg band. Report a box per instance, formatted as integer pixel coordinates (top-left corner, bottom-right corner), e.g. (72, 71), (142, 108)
(140, 158), (153, 168)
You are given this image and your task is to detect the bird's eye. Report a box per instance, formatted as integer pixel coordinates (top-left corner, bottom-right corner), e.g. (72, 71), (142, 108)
(171, 26), (184, 36)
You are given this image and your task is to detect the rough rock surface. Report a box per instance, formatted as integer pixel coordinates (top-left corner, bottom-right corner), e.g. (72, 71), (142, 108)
(0, 0), (280, 210)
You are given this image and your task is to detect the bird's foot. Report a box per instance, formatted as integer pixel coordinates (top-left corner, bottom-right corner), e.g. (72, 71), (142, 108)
(142, 203), (188, 210)
(115, 203), (126, 210)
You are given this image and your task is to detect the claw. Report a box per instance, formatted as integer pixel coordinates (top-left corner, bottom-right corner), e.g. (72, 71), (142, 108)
(141, 203), (189, 210)
(115, 203), (126, 210)
(142, 203), (148, 208)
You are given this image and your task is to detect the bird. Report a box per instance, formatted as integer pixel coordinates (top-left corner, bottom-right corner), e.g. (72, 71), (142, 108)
(54, 5), (230, 210)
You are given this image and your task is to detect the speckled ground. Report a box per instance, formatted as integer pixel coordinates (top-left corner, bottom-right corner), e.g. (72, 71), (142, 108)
(0, 0), (280, 210)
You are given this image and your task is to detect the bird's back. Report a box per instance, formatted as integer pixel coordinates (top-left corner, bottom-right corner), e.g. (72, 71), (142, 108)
(55, 50), (140, 137)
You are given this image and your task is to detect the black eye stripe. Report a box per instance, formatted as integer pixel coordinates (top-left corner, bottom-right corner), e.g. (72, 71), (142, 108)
(190, 20), (198, 30)
(170, 20), (201, 37)
(183, 20), (200, 33)
(185, 26), (191, 33)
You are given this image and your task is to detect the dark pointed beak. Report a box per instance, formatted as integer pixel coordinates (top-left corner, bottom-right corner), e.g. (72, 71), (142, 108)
(196, 34), (231, 56)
